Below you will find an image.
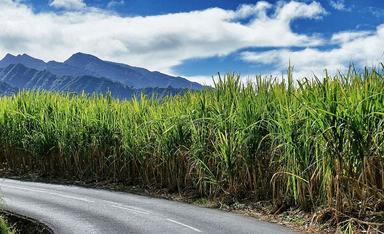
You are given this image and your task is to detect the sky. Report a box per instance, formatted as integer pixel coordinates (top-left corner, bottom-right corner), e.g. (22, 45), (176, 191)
(1, 0), (384, 85)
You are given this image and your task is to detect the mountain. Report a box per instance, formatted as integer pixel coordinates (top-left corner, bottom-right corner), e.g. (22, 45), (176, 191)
(0, 80), (17, 96)
(0, 53), (203, 90)
(0, 53), (46, 71)
(64, 53), (202, 89)
(0, 64), (184, 99)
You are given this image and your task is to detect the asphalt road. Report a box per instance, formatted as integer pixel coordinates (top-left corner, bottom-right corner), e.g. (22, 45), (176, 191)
(0, 178), (297, 234)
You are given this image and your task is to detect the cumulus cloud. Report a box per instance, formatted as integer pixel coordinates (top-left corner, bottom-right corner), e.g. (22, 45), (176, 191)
(241, 25), (384, 78)
(0, 0), (325, 73)
(50, 0), (86, 10)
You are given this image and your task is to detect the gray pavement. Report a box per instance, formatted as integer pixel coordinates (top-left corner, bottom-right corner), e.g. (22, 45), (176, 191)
(0, 178), (297, 234)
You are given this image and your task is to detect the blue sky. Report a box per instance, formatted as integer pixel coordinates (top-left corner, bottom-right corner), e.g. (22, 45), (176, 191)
(1, 0), (384, 84)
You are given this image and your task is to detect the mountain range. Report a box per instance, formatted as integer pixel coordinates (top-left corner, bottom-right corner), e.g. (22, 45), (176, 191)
(0, 53), (203, 99)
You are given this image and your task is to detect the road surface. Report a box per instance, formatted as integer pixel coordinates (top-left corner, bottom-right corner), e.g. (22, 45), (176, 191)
(0, 178), (296, 234)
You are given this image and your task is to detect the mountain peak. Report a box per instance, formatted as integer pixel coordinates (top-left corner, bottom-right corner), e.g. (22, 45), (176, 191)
(2, 53), (16, 60)
(73, 52), (98, 58)
(65, 52), (101, 66)
(17, 53), (34, 58)
(0, 53), (46, 70)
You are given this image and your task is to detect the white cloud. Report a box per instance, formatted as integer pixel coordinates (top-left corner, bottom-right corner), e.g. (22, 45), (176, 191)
(107, 0), (124, 9)
(241, 25), (384, 78)
(234, 1), (272, 19)
(50, 0), (86, 10)
(0, 0), (325, 74)
(185, 75), (215, 86)
(365, 7), (384, 19)
(331, 30), (372, 44)
(186, 73), (284, 87)
(329, 0), (348, 11)
(274, 1), (325, 21)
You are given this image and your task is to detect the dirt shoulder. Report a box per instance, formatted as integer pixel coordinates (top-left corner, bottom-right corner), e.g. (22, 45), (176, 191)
(1, 211), (52, 234)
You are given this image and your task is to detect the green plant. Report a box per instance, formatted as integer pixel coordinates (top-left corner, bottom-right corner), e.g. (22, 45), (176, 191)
(0, 216), (14, 234)
(0, 67), (383, 232)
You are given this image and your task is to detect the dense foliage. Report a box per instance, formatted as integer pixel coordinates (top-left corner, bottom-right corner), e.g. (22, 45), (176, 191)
(0, 68), (383, 230)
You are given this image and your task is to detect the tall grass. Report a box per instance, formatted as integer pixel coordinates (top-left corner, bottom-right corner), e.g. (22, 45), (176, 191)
(0, 68), (383, 227)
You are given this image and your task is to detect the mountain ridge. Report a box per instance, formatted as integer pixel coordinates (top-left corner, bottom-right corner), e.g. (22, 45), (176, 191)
(0, 53), (46, 70)
(0, 63), (187, 99)
(0, 52), (203, 90)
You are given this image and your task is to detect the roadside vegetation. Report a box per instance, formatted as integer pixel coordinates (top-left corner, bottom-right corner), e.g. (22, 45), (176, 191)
(0, 67), (383, 232)
(0, 216), (13, 234)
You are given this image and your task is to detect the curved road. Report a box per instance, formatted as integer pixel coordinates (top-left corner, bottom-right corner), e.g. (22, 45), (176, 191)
(0, 179), (296, 234)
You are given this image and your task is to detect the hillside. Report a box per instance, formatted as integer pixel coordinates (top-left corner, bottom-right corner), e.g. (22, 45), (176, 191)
(0, 80), (17, 96)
